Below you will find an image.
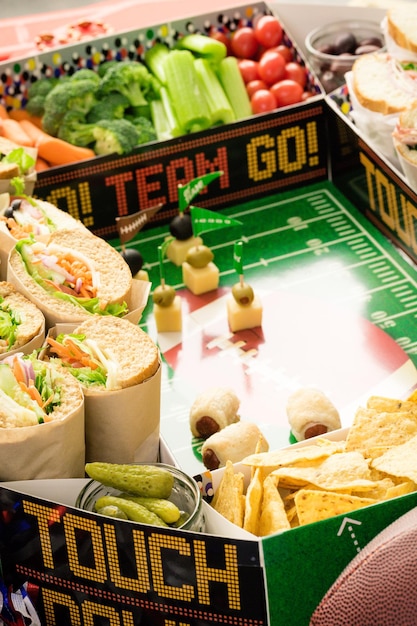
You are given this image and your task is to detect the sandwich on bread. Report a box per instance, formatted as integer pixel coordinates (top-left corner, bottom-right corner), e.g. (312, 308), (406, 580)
(392, 105), (417, 164)
(8, 228), (132, 322)
(0, 351), (83, 428)
(386, 6), (417, 55)
(44, 315), (159, 391)
(351, 53), (417, 115)
(0, 281), (45, 355)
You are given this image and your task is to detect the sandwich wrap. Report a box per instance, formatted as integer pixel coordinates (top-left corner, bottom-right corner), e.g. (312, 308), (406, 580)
(7, 228), (133, 328)
(0, 351), (85, 480)
(0, 281), (45, 359)
(0, 197), (87, 279)
(44, 316), (161, 464)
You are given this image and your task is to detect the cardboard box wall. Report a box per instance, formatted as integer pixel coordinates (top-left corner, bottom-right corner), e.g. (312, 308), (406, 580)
(2, 431), (417, 625)
(0, 2), (327, 241)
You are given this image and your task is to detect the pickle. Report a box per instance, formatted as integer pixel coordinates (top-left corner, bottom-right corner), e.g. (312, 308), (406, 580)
(96, 505), (129, 520)
(85, 462), (174, 499)
(95, 495), (168, 527)
(120, 493), (181, 524)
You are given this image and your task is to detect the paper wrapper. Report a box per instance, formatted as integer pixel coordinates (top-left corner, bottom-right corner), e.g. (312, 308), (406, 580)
(0, 388), (85, 482)
(345, 70), (401, 169)
(83, 362), (162, 464)
(6, 247), (151, 328)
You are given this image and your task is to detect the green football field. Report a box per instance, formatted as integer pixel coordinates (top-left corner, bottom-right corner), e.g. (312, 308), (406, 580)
(110, 180), (417, 473)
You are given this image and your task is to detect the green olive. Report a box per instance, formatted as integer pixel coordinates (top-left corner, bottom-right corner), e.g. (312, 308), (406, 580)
(232, 282), (254, 306)
(185, 245), (214, 269)
(152, 284), (176, 307)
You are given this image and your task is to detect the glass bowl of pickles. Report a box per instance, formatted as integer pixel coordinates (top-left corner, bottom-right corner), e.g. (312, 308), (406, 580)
(76, 462), (205, 532)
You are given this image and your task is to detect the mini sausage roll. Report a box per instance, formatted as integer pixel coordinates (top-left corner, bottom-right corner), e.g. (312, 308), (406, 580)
(286, 387), (341, 441)
(189, 386), (240, 439)
(202, 421), (269, 470)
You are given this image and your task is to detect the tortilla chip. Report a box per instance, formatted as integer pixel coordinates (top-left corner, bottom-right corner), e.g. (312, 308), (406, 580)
(407, 389), (417, 403)
(345, 407), (417, 452)
(384, 480), (416, 500)
(371, 433), (417, 483)
(212, 460), (245, 527)
(258, 474), (291, 536)
(273, 451), (375, 492)
(243, 467), (263, 535)
(366, 396), (417, 414)
(242, 440), (342, 470)
(294, 489), (376, 525)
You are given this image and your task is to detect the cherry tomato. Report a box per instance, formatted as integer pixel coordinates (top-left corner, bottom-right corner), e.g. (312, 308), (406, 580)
(231, 27), (259, 59)
(209, 29), (232, 55)
(246, 79), (268, 98)
(254, 15), (283, 48)
(251, 89), (277, 114)
(258, 50), (286, 86)
(238, 59), (259, 84)
(284, 61), (307, 88)
(270, 79), (304, 107)
(274, 44), (293, 63)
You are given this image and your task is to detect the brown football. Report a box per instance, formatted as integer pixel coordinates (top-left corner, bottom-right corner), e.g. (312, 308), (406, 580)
(310, 507), (417, 625)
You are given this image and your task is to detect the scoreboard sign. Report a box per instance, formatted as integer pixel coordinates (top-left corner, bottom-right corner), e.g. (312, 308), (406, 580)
(34, 100), (328, 240)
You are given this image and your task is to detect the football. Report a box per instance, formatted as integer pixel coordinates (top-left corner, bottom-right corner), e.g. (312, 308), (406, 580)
(310, 506), (417, 625)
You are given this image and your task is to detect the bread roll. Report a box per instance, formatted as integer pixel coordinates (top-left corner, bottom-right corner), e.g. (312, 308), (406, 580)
(189, 386), (240, 439)
(387, 6), (417, 54)
(201, 421), (269, 470)
(0, 281), (45, 356)
(286, 387), (341, 441)
(7, 228), (132, 326)
(45, 315), (159, 390)
(351, 53), (417, 115)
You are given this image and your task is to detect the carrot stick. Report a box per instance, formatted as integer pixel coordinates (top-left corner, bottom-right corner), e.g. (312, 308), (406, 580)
(35, 156), (51, 172)
(18, 119), (46, 145)
(0, 104), (9, 119)
(8, 109), (42, 127)
(36, 133), (95, 166)
(0, 117), (34, 147)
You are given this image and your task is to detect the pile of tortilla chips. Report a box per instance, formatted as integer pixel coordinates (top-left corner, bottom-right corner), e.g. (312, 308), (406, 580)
(211, 393), (417, 536)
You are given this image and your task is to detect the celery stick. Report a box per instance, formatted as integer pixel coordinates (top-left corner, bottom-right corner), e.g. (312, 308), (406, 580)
(160, 87), (182, 137)
(175, 33), (227, 63)
(163, 49), (211, 134)
(144, 43), (170, 85)
(217, 56), (252, 120)
(194, 57), (235, 126)
(150, 100), (174, 141)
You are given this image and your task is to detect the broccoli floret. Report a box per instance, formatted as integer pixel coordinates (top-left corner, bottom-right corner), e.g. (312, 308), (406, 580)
(25, 77), (60, 117)
(130, 116), (157, 145)
(98, 61), (161, 108)
(69, 69), (100, 84)
(57, 111), (96, 147)
(86, 93), (130, 123)
(97, 60), (119, 78)
(42, 78), (99, 136)
(92, 119), (141, 155)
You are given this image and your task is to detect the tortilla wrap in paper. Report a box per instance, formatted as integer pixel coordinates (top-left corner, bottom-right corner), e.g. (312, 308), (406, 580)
(0, 370), (85, 481)
(6, 248), (151, 328)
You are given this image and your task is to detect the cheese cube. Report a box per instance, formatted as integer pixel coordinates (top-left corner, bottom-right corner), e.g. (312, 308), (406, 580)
(227, 295), (263, 332)
(153, 295), (182, 332)
(182, 261), (219, 295)
(166, 236), (203, 266)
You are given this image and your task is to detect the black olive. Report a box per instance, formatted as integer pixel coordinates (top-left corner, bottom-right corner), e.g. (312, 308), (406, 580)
(120, 248), (143, 275)
(358, 36), (383, 48)
(169, 213), (193, 240)
(3, 206), (14, 219)
(10, 199), (22, 211)
(334, 32), (357, 55)
(354, 44), (381, 56)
